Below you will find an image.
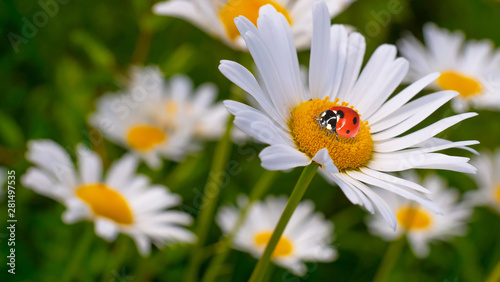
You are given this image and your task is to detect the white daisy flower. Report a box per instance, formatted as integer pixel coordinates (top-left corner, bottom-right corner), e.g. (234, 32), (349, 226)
(216, 195), (337, 276)
(220, 3), (478, 229)
(367, 174), (472, 258)
(153, 0), (354, 50)
(398, 23), (500, 112)
(464, 149), (500, 214)
(90, 66), (234, 169)
(21, 140), (196, 256)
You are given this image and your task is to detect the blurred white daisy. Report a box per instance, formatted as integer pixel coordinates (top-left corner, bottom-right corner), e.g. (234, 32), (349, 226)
(367, 174), (472, 258)
(90, 66), (236, 169)
(21, 140), (196, 256)
(464, 149), (500, 214)
(220, 3), (478, 229)
(398, 23), (500, 112)
(153, 0), (354, 50)
(217, 195), (337, 275)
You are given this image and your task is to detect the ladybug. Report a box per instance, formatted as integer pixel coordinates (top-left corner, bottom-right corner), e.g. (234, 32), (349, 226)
(315, 106), (360, 139)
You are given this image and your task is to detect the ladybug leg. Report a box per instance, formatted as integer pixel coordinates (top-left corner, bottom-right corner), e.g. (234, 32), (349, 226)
(335, 134), (339, 142)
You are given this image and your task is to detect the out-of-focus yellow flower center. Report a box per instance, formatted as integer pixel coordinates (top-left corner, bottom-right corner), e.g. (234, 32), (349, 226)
(495, 185), (500, 204)
(218, 0), (292, 40)
(289, 98), (373, 171)
(127, 125), (167, 151)
(436, 71), (482, 98)
(396, 206), (432, 230)
(254, 231), (293, 257)
(165, 100), (178, 114)
(76, 183), (133, 225)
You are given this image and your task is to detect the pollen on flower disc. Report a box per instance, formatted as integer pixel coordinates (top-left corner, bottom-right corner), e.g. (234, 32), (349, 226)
(76, 183), (134, 225)
(289, 98), (373, 171)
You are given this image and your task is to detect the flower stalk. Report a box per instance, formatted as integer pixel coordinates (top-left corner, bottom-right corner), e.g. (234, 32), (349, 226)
(185, 116), (234, 282)
(248, 164), (318, 282)
(373, 236), (405, 282)
(61, 224), (94, 282)
(202, 170), (279, 282)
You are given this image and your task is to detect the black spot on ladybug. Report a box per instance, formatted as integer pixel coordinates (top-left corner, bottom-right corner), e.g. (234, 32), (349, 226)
(353, 117), (357, 125)
(337, 110), (344, 118)
(346, 130), (350, 134)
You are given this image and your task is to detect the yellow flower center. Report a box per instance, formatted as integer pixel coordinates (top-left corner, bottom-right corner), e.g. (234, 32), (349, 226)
(254, 231), (293, 257)
(76, 183), (133, 225)
(165, 100), (178, 114)
(218, 0), (292, 40)
(396, 206), (432, 230)
(436, 71), (483, 98)
(495, 185), (500, 204)
(289, 98), (373, 171)
(126, 125), (167, 151)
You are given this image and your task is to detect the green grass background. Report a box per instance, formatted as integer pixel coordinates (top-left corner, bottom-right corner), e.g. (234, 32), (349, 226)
(1, 0), (500, 281)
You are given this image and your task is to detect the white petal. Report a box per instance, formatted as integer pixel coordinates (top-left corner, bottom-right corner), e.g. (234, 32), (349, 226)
(328, 25), (349, 100)
(224, 101), (293, 146)
(319, 170), (361, 205)
(357, 58), (409, 119)
(374, 113), (478, 153)
(359, 167), (430, 194)
(407, 234), (430, 258)
(348, 45), (397, 107)
(219, 61), (286, 128)
(337, 32), (366, 102)
(371, 91), (457, 140)
(339, 173), (397, 230)
(397, 32), (433, 75)
(346, 170), (441, 214)
(312, 148), (338, 173)
(368, 152), (477, 174)
(309, 1), (333, 100)
(62, 198), (90, 224)
(21, 167), (70, 200)
(192, 83), (217, 111)
(259, 145), (312, 171)
(105, 154), (139, 189)
(76, 144), (102, 184)
(94, 218), (119, 241)
(132, 234), (151, 256)
(26, 140), (78, 188)
(257, 5), (307, 103)
(153, 1), (206, 30)
(368, 72), (440, 125)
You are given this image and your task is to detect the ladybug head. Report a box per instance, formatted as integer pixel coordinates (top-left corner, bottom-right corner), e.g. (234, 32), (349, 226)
(316, 109), (337, 133)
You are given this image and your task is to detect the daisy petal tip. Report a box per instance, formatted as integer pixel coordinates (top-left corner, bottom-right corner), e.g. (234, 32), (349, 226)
(313, 148), (339, 174)
(313, 0), (328, 12)
(151, 3), (165, 14)
(259, 3), (278, 16)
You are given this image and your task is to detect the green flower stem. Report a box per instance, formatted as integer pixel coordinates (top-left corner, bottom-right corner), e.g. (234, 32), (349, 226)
(249, 164), (318, 282)
(373, 236), (406, 282)
(99, 236), (131, 282)
(61, 223), (94, 282)
(202, 170), (279, 282)
(185, 117), (234, 282)
(486, 260), (500, 282)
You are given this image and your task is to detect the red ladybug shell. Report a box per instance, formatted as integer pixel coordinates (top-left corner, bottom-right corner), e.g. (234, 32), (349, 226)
(330, 106), (360, 138)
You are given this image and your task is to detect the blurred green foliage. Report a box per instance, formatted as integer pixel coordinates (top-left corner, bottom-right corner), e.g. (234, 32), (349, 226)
(1, 0), (500, 281)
